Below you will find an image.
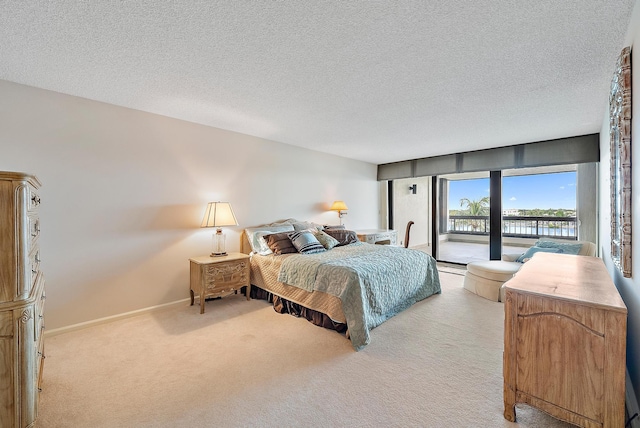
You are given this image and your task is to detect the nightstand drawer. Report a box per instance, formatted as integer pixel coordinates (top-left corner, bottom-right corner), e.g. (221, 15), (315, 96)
(204, 260), (249, 291)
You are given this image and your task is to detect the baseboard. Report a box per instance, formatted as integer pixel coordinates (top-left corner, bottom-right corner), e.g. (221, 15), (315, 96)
(627, 368), (640, 428)
(44, 298), (191, 338)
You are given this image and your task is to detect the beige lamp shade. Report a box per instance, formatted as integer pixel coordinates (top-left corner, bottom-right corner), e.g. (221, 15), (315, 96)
(201, 202), (238, 228)
(330, 200), (348, 225)
(201, 202), (238, 257)
(330, 200), (348, 212)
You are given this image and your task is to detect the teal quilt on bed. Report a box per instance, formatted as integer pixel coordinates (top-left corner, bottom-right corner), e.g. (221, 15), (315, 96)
(278, 242), (441, 350)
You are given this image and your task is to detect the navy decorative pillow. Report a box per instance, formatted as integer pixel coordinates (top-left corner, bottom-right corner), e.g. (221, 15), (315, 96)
(288, 231), (326, 254)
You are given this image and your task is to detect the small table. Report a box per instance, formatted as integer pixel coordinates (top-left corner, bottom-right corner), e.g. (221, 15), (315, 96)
(189, 253), (251, 314)
(355, 229), (397, 245)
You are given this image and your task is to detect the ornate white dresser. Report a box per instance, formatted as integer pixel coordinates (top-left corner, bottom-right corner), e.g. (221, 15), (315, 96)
(356, 229), (398, 245)
(0, 171), (45, 427)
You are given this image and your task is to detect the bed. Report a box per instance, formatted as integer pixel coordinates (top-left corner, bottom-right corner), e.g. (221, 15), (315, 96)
(241, 219), (441, 350)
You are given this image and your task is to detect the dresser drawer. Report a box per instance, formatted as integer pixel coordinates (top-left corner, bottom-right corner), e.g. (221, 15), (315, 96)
(24, 247), (41, 297)
(34, 280), (45, 342)
(36, 335), (45, 389)
(27, 186), (41, 212)
(29, 215), (41, 245)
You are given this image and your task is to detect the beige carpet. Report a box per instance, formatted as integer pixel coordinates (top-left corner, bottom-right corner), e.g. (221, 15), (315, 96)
(38, 270), (572, 427)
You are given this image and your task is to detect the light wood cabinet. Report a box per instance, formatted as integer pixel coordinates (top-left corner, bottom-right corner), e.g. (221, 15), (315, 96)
(189, 253), (250, 314)
(503, 252), (627, 428)
(0, 171), (45, 428)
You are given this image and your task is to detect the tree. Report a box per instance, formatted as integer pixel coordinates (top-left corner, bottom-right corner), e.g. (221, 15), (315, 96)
(459, 197), (490, 231)
(459, 197), (490, 216)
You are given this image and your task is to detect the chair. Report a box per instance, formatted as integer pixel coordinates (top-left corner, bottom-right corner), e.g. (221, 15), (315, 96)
(463, 239), (597, 302)
(404, 221), (414, 248)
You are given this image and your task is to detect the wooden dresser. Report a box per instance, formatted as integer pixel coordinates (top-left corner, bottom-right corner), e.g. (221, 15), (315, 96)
(0, 171), (45, 428)
(503, 252), (627, 428)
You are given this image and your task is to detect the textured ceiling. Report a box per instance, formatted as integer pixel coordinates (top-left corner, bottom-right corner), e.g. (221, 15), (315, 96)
(0, 1), (635, 164)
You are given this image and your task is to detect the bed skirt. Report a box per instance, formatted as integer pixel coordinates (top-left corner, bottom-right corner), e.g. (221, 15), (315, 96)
(249, 285), (348, 334)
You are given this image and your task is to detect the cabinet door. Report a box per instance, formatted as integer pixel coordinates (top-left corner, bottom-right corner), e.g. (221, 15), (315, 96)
(0, 311), (14, 427)
(516, 294), (606, 422)
(17, 305), (38, 427)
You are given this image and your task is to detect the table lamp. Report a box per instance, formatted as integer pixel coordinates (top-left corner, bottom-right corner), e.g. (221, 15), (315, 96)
(201, 202), (238, 257)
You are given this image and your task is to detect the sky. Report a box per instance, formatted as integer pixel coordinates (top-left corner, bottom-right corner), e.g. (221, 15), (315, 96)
(448, 171), (577, 210)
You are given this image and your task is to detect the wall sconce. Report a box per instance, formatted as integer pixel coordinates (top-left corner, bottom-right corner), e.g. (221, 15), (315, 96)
(409, 184), (417, 194)
(201, 201), (238, 257)
(330, 200), (348, 225)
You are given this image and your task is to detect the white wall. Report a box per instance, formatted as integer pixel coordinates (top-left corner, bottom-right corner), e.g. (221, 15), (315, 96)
(599, 0), (640, 411)
(392, 177), (431, 247)
(0, 80), (379, 330)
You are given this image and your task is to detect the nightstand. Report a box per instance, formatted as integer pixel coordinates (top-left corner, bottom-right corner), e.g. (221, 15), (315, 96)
(189, 253), (251, 314)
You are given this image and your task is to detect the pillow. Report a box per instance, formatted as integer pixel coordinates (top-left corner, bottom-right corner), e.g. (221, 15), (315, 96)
(516, 246), (561, 263)
(324, 229), (359, 246)
(262, 219), (296, 227)
(263, 232), (297, 255)
(292, 221), (323, 232)
(323, 224), (346, 230)
(244, 224), (295, 255)
(534, 240), (583, 255)
(288, 230), (326, 254)
(314, 230), (340, 250)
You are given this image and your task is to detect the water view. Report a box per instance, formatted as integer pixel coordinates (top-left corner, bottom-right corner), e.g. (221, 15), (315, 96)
(447, 172), (577, 239)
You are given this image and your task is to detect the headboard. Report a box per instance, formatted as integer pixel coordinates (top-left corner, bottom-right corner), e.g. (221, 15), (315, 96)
(240, 230), (252, 255)
(239, 218), (325, 256)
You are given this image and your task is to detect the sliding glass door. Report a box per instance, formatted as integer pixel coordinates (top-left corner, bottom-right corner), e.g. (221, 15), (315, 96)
(502, 167), (578, 242)
(437, 172), (491, 264)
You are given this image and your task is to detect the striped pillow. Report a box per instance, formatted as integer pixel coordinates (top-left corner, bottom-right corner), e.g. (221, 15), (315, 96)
(288, 231), (326, 254)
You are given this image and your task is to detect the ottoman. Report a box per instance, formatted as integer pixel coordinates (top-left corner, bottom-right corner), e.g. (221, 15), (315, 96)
(463, 260), (521, 302)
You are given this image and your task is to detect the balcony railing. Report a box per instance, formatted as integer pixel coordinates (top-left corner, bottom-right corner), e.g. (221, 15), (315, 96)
(447, 215), (577, 239)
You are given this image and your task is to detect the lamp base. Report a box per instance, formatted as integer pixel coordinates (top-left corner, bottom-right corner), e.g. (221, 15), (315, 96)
(210, 252), (228, 257)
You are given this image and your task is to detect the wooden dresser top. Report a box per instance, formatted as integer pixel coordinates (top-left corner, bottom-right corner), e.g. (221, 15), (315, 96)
(504, 252), (627, 313)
